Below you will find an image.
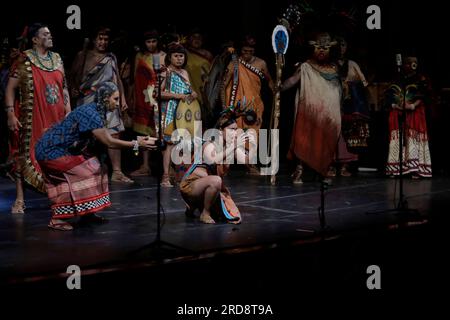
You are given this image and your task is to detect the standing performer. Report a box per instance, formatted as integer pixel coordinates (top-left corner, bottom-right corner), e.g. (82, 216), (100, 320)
(223, 36), (275, 175)
(334, 37), (369, 176)
(70, 27), (132, 183)
(385, 53), (432, 178)
(158, 44), (199, 187)
(130, 30), (166, 177)
(35, 82), (156, 231)
(185, 29), (213, 107)
(224, 36), (275, 132)
(5, 23), (70, 213)
(281, 32), (341, 183)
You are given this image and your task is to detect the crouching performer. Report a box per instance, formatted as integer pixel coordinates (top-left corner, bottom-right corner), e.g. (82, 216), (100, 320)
(178, 109), (256, 224)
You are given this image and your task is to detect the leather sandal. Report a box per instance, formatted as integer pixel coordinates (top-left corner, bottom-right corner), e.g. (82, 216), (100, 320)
(48, 219), (73, 231)
(11, 200), (25, 214)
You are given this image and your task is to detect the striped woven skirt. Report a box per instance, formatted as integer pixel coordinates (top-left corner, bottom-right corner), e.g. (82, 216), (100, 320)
(39, 156), (111, 219)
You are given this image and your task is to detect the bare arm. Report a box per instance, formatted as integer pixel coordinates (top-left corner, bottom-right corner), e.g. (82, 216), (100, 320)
(5, 77), (21, 131)
(159, 71), (171, 100)
(352, 61), (368, 87)
(5, 77), (19, 110)
(203, 134), (256, 165)
(235, 131), (257, 164)
(160, 91), (187, 101)
(202, 49), (214, 62)
(112, 69), (128, 111)
(405, 99), (422, 110)
(59, 63), (72, 114)
(118, 76), (128, 109)
(203, 141), (236, 165)
(69, 51), (84, 97)
(281, 66), (301, 91)
(92, 128), (156, 149)
(111, 55), (128, 110)
(222, 61), (233, 89)
(185, 70), (198, 100)
(261, 60), (275, 93)
(235, 146), (250, 164)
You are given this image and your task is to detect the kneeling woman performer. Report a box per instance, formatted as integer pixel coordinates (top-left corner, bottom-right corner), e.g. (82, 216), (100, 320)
(35, 82), (156, 231)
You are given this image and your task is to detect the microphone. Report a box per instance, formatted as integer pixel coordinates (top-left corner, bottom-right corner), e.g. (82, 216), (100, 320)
(395, 53), (402, 73)
(152, 54), (161, 73)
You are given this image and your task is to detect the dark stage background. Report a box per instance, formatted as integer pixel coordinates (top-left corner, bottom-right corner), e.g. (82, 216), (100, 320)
(1, 0), (447, 83)
(1, 0), (448, 170)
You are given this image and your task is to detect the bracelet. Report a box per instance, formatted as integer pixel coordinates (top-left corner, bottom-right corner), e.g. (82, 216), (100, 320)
(132, 140), (139, 156)
(4, 106), (14, 113)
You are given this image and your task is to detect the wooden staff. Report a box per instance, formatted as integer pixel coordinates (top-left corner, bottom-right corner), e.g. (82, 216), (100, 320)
(270, 25), (289, 185)
(270, 53), (284, 185)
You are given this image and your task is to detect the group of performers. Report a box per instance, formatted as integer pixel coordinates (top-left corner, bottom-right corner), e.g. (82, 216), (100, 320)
(0, 22), (433, 230)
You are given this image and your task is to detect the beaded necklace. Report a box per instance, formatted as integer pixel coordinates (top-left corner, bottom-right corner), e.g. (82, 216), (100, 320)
(32, 49), (55, 71)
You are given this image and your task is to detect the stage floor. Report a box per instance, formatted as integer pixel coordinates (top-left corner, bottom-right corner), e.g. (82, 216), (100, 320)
(1, 168), (449, 287)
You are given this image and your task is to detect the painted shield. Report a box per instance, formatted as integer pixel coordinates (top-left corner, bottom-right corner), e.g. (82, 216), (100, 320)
(175, 99), (202, 137)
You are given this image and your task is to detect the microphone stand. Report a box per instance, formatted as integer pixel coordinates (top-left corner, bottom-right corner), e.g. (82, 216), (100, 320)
(392, 70), (420, 216)
(133, 59), (191, 259)
(318, 176), (329, 238)
(367, 56), (420, 220)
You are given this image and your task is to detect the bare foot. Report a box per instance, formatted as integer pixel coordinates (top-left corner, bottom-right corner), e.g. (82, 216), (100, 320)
(246, 165), (260, 176)
(161, 174), (173, 187)
(199, 212), (215, 224)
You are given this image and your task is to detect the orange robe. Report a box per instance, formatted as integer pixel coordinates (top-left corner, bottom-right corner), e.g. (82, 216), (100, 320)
(225, 59), (265, 131)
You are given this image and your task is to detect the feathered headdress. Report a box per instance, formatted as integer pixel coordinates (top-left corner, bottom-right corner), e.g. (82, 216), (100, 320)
(280, 1), (359, 47)
(215, 98), (257, 129)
